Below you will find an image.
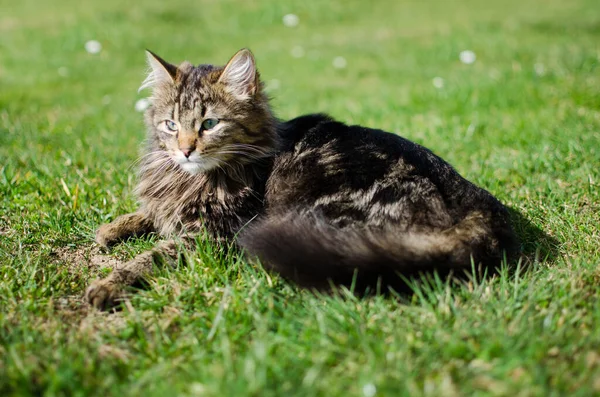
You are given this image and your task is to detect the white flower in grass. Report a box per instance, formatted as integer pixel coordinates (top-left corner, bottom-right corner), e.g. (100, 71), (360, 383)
(459, 50), (476, 64)
(291, 46), (305, 58)
(333, 56), (347, 69)
(85, 40), (102, 54)
(189, 383), (206, 394)
(266, 79), (280, 91)
(362, 383), (377, 397)
(534, 63), (545, 76)
(432, 77), (444, 89)
(283, 14), (299, 27)
(135, 98), (151, 112)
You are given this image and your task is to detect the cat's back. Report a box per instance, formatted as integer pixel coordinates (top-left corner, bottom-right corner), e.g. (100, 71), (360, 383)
(268, 114), (470, 229)
(274, 113), (415, 176)
(266, 113), (512, 233)
(276, 113), (408, 156)
(271, 113), (410, 198)
(274, 113), (458, 176)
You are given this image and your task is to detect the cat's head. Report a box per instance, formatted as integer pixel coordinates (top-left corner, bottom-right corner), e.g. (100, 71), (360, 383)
(140, 48), (276, 175)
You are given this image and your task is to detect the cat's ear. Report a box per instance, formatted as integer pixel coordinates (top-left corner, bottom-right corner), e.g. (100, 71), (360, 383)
(139, 50), (178, 92)
(218, 48), (258, 99)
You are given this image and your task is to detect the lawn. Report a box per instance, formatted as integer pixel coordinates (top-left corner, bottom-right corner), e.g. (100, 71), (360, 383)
(1, 0), (599, 395)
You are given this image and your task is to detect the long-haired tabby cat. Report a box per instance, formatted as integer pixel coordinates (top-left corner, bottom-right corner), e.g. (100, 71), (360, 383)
(85, 48), (518, 309)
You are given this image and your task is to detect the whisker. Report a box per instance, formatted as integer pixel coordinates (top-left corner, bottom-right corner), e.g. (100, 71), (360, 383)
(216, 150), (270, 161)
(131, 151), (170, 170)
(219, 144), (274, 156)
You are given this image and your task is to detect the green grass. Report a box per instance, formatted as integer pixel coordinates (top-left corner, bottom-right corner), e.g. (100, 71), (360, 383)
(1, 0), (600, 395)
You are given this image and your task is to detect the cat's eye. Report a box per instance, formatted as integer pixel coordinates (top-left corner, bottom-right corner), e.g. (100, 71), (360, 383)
(201, 118), (219, 131)
(164, 120), (178, 133)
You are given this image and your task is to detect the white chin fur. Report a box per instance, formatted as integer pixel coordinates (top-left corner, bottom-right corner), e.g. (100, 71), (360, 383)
(178, 159), (219, 175)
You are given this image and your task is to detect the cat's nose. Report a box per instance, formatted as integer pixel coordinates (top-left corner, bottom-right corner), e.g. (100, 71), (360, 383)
(181, 148), (194, 158)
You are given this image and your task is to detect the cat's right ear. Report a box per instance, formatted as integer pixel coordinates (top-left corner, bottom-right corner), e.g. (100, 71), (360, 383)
(139, 50), (178, 92)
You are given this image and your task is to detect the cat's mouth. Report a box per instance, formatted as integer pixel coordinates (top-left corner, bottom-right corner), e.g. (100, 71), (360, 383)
(174, 153), (220, 175)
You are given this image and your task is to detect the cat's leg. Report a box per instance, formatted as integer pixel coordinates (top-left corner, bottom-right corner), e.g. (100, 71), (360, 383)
(95, 212), (155, 247)
(86, 238), (193, 310)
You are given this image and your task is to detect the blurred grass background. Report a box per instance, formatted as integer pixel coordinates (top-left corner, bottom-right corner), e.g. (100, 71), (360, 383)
(1, 0), (599, 395)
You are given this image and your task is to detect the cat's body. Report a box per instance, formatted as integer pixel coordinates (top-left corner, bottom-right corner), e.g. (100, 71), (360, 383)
(86, 49), (517, 309)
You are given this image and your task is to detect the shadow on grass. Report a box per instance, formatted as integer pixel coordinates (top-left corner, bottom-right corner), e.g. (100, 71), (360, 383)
(507, 206), (561, 264)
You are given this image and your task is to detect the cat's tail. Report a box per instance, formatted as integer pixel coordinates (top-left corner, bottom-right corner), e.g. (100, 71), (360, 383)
(237, 210), (517, 291)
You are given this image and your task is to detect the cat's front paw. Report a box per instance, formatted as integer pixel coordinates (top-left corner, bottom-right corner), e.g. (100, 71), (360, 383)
(85, 277), (124, 310)
(95, 223), (120, 248)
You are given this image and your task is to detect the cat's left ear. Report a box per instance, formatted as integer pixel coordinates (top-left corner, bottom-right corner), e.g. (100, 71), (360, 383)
(218, 48), (259, 99)
(139, 50), (178, 92)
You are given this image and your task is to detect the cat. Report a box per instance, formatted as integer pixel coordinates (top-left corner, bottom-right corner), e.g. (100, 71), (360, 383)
(85, 48), (518, 309)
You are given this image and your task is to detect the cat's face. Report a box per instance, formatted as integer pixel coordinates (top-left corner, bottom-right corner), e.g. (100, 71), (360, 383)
(142, 49), (275, 175)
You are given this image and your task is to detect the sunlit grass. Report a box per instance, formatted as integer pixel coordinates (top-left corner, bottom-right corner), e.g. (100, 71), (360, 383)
(1, 0), (599, 395)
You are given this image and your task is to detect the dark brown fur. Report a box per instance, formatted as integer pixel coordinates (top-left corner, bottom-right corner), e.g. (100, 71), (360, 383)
(85, 49), (518, 309)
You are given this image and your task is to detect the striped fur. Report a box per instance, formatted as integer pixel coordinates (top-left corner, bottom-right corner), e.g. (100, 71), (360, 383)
(85, 49), (518, 309)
